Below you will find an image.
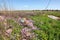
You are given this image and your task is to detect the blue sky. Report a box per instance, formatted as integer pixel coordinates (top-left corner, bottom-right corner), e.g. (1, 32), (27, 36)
(0, 0), (60, 10)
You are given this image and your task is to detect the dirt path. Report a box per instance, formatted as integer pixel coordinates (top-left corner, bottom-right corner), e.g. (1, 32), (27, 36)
(48, 15), (60, 20)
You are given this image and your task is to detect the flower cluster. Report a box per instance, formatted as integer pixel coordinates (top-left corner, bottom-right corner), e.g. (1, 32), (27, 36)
(21, 27), (36, 40)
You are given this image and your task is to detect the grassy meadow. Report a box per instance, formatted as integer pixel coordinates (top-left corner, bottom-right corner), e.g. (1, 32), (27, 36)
(0, 10), (60, 40)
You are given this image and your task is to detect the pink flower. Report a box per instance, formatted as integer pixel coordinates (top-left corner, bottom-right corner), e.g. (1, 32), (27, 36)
(22, 39), (27, 40)
(6, 29), (12, 34)
(21, 27), (32, 37)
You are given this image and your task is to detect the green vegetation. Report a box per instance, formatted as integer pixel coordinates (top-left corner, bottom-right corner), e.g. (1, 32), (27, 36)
(30, 14), (60, 40)
(43, 11), (60, 17)
(0, 11), (60, 40)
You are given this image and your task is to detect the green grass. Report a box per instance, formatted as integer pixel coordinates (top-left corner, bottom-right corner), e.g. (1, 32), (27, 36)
(30, 14), (60, 40)
(0, 11), (60, 40)
(45, 11), (60, 17)
(7, 19), (23, 40)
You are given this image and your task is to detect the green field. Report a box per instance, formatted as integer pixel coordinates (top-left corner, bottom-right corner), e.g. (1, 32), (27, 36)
(0, 11), (60, 40)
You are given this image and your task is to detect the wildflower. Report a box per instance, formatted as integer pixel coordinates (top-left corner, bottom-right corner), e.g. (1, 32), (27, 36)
(22, 38), (27, 40)
(5, 26), (12, 37)
(0, 16), (5, 21)
(21, 27), (32, 38)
